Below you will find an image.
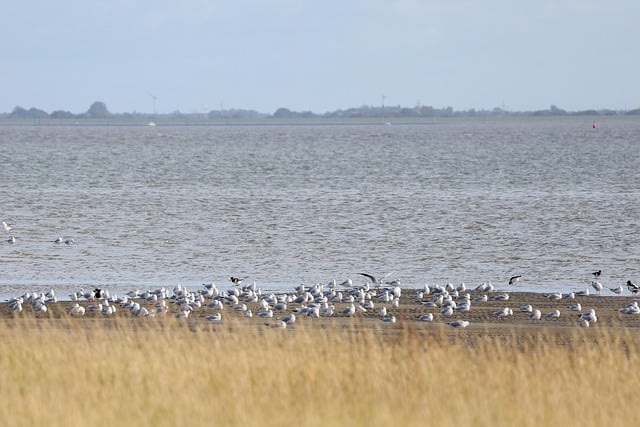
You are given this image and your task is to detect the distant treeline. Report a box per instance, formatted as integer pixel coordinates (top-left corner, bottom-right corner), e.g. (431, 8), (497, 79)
(3, 101), (640, 121)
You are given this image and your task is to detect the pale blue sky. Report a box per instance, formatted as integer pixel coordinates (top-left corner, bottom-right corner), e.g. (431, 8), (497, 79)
(2, 0), (638, 114)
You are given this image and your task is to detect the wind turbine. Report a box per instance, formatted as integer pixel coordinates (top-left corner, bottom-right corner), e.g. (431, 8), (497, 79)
(148, 92), (158, 115)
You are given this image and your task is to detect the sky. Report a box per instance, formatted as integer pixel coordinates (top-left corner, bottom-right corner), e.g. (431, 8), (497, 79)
(2, 0), (639, 114)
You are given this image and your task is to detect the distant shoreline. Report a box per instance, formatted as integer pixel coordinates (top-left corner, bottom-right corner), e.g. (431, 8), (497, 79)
(0, 113), (634, 128)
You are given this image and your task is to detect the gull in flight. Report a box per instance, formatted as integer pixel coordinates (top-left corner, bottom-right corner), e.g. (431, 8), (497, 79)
(508, 275), (522, 286)
(358, 272), (393, 286)
(2, 221), (11, 232)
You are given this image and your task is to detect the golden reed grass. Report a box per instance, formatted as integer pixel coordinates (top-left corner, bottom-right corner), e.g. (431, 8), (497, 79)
(1, 316), (638, 426)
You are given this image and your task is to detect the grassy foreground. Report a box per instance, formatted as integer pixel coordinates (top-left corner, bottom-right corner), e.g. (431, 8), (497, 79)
(1, 316), (638, 427)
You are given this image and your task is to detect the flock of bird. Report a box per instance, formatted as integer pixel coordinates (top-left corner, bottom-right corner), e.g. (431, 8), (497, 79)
(4, 220), (640, 328)
(3, 221), (74, 245)
(4, 270), (640, 330)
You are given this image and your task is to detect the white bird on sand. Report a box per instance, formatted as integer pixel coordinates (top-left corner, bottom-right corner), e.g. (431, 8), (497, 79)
(545, 309), (561, 319)
(568, 303), (582, 312)
(619, 301), (640, 315)
(205, 313), (222, 322)
(282, 313), (296, 324)
(575, 288), (590, 297)
(493, 307), (513, 319)
(578, 318), (590, 328)
(447, 320), (470, 328)
(519, 304), (533, 313)
(529, 309), (542, 321)
(418, 313), (434, 322)
(67, 303), (86, 316)
(609, 285), (623, 295)
(494, 293), (509, 301)
(381, 315), (396, 323)
(440, 306), (454, 317)
(579, 309), (597, 323)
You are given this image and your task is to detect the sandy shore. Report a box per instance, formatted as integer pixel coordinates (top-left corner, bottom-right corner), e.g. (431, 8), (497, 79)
(3, 287), (639, 338)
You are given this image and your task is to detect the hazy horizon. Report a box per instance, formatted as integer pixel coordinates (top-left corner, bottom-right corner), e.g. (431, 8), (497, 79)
(3, 1), (639, 115)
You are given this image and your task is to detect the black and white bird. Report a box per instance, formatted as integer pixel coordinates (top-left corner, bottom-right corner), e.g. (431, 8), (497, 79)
(508, 275), (522, 286)
(627, 280), (640, 295)
(592, 270), (602, 278)
(358, 272), (393, 287)
(230, 276), (246, 286)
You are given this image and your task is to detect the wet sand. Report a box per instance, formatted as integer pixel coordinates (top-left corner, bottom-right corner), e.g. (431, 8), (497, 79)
(2, 288), (639, 339)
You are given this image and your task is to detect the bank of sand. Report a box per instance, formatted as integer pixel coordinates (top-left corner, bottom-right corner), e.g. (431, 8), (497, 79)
(2, 289), (639, 340)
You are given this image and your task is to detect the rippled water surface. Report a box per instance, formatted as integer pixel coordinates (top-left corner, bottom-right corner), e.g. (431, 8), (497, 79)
(1, 116), (639, 298)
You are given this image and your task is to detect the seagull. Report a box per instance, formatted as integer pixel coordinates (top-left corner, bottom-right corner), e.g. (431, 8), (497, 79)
(591, 281), (603, 295)
(54, 237), (64, 244)
(2, 221), (11, 232)
(6, 236), (16, 244)
(418, 313), (434, 321)
(381, 315), (396, 323)
(579, 309), (597, 323)
(447, 320), (470, 328)
(567, 303), (582, 312)
(609, 285), (623, 295)
(529, 309), (542, 321)
(493, 307), (513, 319)
(494, 293), (510, 301)
(508, 275), (522, 286)
(544, 309), (561, 319)
(592, 270), (602, 278)
(627, 280), (640, 295)
(205, 313), (222, 322)
(519, 304), (533, 313)
(358, 272), (393, 286)
(64, 238), (74, 245)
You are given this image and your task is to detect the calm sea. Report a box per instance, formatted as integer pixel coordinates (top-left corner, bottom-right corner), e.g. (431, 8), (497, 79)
(1, 116), (638, 299)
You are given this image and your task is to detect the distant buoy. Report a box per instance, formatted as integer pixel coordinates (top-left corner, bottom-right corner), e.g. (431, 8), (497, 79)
(592, 121), (597, 129)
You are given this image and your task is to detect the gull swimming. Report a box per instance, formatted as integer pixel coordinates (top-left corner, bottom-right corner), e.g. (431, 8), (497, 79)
(7, 236), (16, 244)
(2, 221), (11, 232)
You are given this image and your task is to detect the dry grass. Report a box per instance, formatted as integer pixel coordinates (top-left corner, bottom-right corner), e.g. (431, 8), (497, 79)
(1, 316), (639, 427)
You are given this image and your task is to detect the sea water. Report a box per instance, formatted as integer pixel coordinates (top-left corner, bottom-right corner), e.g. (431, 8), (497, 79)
(1, 116), (638, 298)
